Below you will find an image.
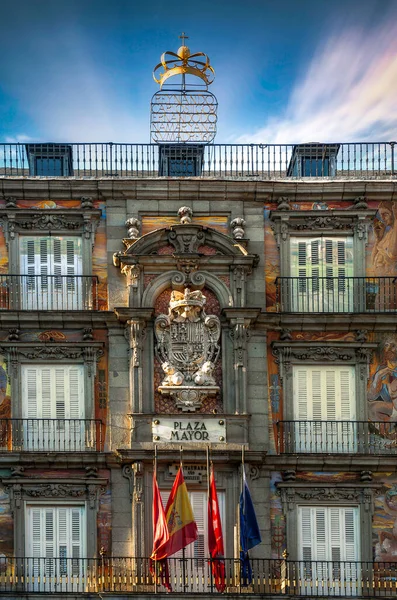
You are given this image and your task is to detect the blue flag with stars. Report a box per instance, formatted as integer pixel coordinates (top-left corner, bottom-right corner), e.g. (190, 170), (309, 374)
(239, 467), (261, 585)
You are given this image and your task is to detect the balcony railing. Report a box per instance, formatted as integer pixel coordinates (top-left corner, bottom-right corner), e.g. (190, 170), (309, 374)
(276, 276), (397, 313)
(0, 142), (395, 178)
(277, 421), (397, 454)
(1, 557), (397, 595)
(0, 274), (98, 310)
(0, 419), (103, 451)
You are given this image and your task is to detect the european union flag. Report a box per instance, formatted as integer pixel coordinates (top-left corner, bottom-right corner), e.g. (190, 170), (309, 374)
(239, 469), (261, 585)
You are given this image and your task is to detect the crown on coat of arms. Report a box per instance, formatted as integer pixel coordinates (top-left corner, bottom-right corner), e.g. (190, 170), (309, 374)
(170, 288), (206, 310)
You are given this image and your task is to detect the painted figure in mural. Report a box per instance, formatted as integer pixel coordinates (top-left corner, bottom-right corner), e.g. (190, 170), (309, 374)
(0, 355), (11, 449)
(372, 202), (397, 275)
(375, 488), (397, 561)
(368, 338), (397, 422)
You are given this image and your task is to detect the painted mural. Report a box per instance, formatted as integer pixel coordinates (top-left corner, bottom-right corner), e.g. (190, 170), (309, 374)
(0, 483), (12, 559)
(141, 214), (229, 237)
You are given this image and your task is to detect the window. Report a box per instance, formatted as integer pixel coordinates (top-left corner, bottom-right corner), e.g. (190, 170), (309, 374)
(298, 506), (360, 595)
(22, 365), (85, 451)
(293, 366), (356, 452)
(25, 143), (74, 176)
(290, 236), (354, 312)
(26, 505), (85, 592)
(161, 489), (225, 591)
(20, 236), (82, 310)
(158, 144), (204, 176)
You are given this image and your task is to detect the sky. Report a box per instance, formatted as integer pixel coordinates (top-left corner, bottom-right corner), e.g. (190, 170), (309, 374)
(0, 0), (396, 144)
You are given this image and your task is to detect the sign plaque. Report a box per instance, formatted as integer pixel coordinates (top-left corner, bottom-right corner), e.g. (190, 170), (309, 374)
(152, 417), (226, 443)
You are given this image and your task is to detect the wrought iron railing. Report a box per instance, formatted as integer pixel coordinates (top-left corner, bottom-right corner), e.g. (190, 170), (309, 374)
(277, 421), (397, 454)
(0, 557), (396, 595)
(275, 276), (397, 313)
(0, 142), (395, 178)
(0, 419), (103, 452)
(0, 274), (98, 310)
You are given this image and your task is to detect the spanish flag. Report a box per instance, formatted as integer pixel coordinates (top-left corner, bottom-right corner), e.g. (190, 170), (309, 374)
(159, 466), (198, 557)
(150, 470), (171, 591)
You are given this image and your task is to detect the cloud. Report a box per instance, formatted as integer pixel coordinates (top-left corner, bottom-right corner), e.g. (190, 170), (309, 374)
(237, 16), (397, 143)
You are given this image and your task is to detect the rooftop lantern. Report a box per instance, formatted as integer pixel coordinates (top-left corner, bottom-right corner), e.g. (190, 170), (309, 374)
(151, 33), (218, 176)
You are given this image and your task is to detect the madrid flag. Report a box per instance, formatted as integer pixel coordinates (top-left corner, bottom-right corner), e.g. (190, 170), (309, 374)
(158, 466), (198, 557)
(208, 464), (226, 592)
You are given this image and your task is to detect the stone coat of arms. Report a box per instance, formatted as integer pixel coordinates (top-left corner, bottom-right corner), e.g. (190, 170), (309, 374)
(155, 288), (220, 411)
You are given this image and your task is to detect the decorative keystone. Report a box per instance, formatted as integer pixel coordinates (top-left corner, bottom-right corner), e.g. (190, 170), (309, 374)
(80, 196), (94, 209)
(125, 218), (141, 239)
(178, 206), (193, 224)
(276, 197), (291, 211)
(230, 217), (246, 239)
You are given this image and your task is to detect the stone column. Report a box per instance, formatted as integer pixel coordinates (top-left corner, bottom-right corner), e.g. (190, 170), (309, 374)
(125, 310), (153, 415)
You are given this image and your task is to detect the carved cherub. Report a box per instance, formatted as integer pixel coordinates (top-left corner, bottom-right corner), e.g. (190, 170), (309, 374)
(161, 362), (184, 386)
(194, 361), (216, 386)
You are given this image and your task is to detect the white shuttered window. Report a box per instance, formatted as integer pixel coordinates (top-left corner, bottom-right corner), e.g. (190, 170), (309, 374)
(293, 366), (356, 452)
(290, 237), (353, 312)
(19, 236), (82, 309)
(26, 505), (85, 591)
(22, 365), (84, 450)
(298, 506), (360, 595)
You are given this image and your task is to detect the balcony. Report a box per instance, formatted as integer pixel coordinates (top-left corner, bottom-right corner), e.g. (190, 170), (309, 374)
(0, 275), (98, 310)
(0, 419), (103, 452)
(0, 557), (396, 595)
(0, 141), (395, 179)
(277, 421), (397, 454)
(276, 277), (397, 313)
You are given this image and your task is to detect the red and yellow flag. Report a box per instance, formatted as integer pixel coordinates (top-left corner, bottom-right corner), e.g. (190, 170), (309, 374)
(150, 470), (171, 591)
(208, 464), (226, 592)
(159, 466), (198, 557)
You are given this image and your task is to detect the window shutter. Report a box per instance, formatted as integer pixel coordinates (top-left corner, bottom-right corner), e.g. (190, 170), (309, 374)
(25, 368), (38, 419)
(68, 367), (83, 419)
(294, 366), (355, 422)
(30, 508), (43, 558)
(41, 368), (52, 420)
(299, 506), (358, 562)
(190, 491), (206, 560)
(299, 507), (313, 562)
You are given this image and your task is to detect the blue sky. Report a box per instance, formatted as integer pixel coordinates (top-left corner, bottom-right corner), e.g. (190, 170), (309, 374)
(0, 0), (396, 143)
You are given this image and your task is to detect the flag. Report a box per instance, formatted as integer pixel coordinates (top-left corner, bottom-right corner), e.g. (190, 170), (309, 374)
(158, 466), (198, 557)
(208, 464), (226, 592)
(239, 467), (261, 585)
(150, 471), (171, 591)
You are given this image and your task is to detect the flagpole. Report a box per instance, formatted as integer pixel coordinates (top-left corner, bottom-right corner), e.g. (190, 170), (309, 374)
(180, 445), (186, 591)
(154, 444), (157, 595)
(207, 445), (214, 593)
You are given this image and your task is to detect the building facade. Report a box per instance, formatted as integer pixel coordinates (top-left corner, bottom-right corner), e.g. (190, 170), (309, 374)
(0, 137), (396, 599)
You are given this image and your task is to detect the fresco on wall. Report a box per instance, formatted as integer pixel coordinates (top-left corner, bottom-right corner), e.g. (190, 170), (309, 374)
(367, 334), (397, 454)
(141, 215), (229, 237)
(0, 354), (11, 444)
(153, 287), (222, 414)
(367, 202), (397, 277)
(97, 488), (112, 555)
(0, 485), (13, 558)
(270, 473), (285, 558)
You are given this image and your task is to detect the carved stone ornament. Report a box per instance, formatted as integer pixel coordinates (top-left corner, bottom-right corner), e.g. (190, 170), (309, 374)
(125, 217), (141, 239)
(278, 485), (380, 514)
(17, 215), (81, 231)
(230, 217), (246, 240)
(4, 482), (106, 510)
(155, 287), (220, 411)
(178, 206), (193, 224)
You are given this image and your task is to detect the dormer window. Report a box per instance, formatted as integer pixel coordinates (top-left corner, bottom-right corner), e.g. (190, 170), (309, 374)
(25, 144), (74, 176)
(287, 143), (340, 177)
